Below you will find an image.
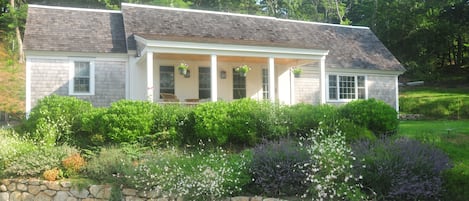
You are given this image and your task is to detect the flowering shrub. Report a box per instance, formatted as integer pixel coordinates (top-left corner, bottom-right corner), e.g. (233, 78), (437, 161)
(352, 138), (452, 200)
(300, 129), (367, 201)
(250, 138), (310, 196)
(287, 104), (340, 136)
(121, 146), (250, 200)
(84, 146), (133, 183)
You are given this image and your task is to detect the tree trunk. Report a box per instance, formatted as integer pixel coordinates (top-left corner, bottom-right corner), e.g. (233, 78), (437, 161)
(334, 0), (343, 24)
(10, 0), (24, 63)
(457, 34), (463, 66)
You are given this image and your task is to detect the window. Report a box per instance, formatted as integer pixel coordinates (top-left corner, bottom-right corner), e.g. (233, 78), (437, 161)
(233, 69), (246, 99)
(160, 66), (175, 94)
(262, 69), (269, 99)
(70, 61), (94, 95)
(328, 74), (366, 101)
(199, 67), (211, 99)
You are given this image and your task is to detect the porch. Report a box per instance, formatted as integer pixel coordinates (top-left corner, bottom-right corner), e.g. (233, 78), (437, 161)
(128, 35), (328, 105)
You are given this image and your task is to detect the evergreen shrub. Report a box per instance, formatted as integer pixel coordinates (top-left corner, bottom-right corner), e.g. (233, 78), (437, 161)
(287, 104), (339, 136)
(339, 98), (398, 136)
(23, 95), (93, 146)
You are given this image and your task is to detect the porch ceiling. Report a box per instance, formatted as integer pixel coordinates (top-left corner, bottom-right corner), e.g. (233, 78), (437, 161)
(154, 53), (317, 66)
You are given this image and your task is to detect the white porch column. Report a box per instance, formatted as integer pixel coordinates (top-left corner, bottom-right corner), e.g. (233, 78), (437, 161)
(210, 54), (218, 102)
(25, 58), (32, 118)
(320, 56), (326, 104)
(395, 75), (399, 112)
(268, 57), (275, 102)
(146, 52), (154, 102)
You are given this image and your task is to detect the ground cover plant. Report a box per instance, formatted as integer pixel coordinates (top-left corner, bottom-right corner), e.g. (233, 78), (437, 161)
(400, 86), (469, 119)
(398, 120), (469, 201)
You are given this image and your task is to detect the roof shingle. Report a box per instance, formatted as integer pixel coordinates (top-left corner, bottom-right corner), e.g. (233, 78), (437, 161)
(24, 5), (127, 54)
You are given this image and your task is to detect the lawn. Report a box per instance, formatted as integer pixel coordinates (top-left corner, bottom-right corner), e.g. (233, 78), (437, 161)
(398, 120), (469, 200)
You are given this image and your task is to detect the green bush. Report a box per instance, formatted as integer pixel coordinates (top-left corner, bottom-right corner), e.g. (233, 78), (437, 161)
(76, 107), (108, 147)
(23, 95), (93, 146)
(100, 100), (157, 143)
(192, 99), (288, 147)
(337, 120), (376, 143)
(287, 104), (340, 136)
(339, 99), (398, 136)
(4, 145), (79, 177)
(150, 104), (193, 147)
(443, 163), (469, 201)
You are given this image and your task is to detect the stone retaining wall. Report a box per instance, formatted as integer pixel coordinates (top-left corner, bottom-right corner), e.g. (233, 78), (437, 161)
(0, 179), (286, 201)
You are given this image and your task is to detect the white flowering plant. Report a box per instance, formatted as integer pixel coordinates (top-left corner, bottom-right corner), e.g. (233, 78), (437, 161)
(299, 128), (367, 201)
(121, 144), (250, 201)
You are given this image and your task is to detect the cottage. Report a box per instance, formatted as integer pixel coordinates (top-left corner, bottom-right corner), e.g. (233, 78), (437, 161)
(23, 3), (405, 114)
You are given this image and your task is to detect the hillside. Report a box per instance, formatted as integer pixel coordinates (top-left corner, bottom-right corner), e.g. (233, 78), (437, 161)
(0, 40), (25, 118)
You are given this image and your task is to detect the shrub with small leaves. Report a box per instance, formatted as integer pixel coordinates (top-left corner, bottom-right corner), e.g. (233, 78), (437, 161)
(84, 146), (133, 183)
(340, 98), (398, 136)
(4, 145), (79, 177)
(250, 138), (311, 196)
(352, 138), (452, 200)
(287, 104), (340, 136)
(0, 129), (37, 176)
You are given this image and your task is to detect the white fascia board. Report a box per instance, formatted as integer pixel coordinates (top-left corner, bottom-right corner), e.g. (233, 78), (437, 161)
(134, 35), (328, 60)
(326, 68), (405, 76)
(25, 50), (128, 61)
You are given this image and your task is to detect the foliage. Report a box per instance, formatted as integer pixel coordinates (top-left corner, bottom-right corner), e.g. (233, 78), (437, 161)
(120, 146), (251, 200)
(43, 167), (62, 181)
(4, 145), (79, 177)
(352, 138), (452, 200)
(84, 146), (133, 183)
(149, 104), (193, 147)
(62, 153), (86, 176)
(287, 103), (340, 136)
(300, 129), (366, 200)
(192, 99), (288, 147)
(250, 138), (310, 196)
(338, 119), (376, 143)
(0, 129), (36, 176)
(400, 87), (469, 119)
(23, 95), (93, 146)
(340, 98), (398, 136)
(99, 100), (157, 143)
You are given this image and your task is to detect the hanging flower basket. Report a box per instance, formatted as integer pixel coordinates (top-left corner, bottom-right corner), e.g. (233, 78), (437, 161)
(177, 62), (189, 75)
(235, 64), (251, 77)
(292, 67), (303, 78)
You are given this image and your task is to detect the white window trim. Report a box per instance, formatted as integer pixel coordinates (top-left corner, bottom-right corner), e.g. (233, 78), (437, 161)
(326, 73), (367, 103)
(69, 59), (95, 95)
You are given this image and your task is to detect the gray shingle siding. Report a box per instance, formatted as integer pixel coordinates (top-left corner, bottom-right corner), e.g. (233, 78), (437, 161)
(294, 68), (320, 104)
(29, 59), (126, 108)
(368, 75), (397, 109)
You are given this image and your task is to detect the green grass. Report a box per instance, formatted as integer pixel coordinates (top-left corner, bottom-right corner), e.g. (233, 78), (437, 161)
(398, 120), (469, 200)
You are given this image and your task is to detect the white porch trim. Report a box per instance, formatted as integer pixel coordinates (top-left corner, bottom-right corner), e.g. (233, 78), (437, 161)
(25, 58), (32, 118)
(268, 57), (275, 102)
(146, 52), (154, 101)
(320, 56), (326, 104)
(210, 54), (218, 102)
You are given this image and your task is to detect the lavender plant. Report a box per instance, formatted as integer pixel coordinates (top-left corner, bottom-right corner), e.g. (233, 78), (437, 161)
(250, 138), (311, 196)
(352, 137), (452, 200)
(300, 129), (367, 201)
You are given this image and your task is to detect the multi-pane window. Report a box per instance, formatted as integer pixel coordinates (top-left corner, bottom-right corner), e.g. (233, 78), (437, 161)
(328, 75), (366, 100)
(233, 69), (246, 99)
(262, 69), (269, 100)
(160, 66), (175, 94)
(199, 67), (211, 99)
(70, 61), (94, 95)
